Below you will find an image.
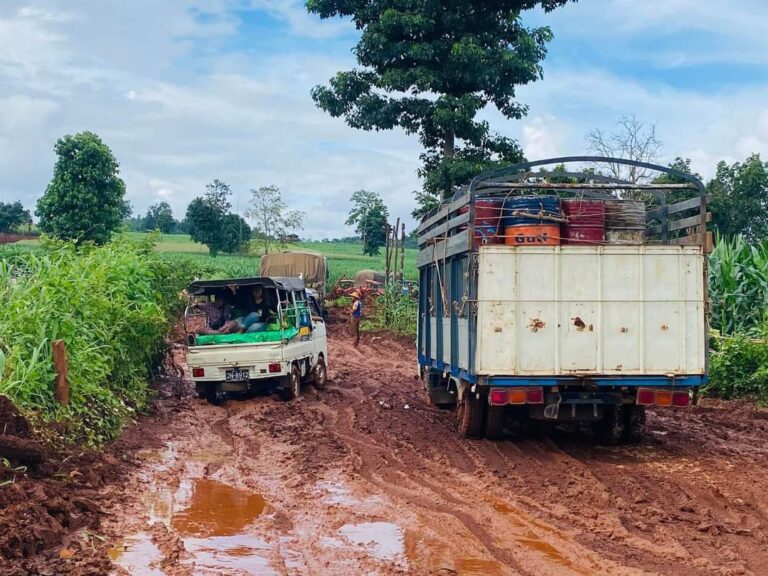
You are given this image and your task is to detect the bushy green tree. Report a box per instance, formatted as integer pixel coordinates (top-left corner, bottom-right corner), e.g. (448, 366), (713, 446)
(144, 201), (176, 233)
(346, 190), (389, 256)
(186, 179), (234, 257)
(306, 0), (571, 216)
(0, 201), (32, 234)
(36, 132), (126, 244)
(708, 154), (768, 241)
(220, 213), (252, 254)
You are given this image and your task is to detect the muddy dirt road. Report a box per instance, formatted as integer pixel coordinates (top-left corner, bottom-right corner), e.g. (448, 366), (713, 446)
(7, 324), (768, 576)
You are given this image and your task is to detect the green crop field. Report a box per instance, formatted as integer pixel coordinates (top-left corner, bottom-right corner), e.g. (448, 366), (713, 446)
(119, 233), (418, 283)
(7, 232), (418, 283)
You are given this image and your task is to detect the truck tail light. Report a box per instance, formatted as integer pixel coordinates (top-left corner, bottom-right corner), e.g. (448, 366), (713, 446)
(268, 363), (282, 373)
(508, 388), (527, 405)
(636, 388), (655, 405)
(655, 390), (673, 407)
(490, 389), (508, 405)
(672, 391), (690, 407)
(526, 387), (544, 404)
(192, 368), (205, 377)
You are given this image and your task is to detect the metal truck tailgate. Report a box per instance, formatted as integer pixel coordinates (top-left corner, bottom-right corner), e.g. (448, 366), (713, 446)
(188, 342), (283, 368)
(475, 245), (706, 376)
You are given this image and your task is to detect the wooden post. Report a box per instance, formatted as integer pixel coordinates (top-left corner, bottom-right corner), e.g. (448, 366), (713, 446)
(384, 223), (391, 285)
(52, 340), (69, 405)
(392, 217), (400, 286)
(400, 223), (406, 284)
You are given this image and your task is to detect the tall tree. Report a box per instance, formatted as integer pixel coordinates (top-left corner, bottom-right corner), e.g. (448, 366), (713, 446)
(307, 0), (572, 215)
(186, 179), (233, 257)
(36, 132), (126, 244)
(0, 201), (32, 234)
(707, 154), (768, 241)
(246, 186), (304, 255)
(144, 201), (175, 233)
(586, 116), (662, 183)
(346, 190), (389, 256)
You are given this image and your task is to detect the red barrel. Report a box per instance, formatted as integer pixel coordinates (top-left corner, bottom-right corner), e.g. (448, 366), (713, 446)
(561, 200), (605, 245)
(458, 199), (505, 246)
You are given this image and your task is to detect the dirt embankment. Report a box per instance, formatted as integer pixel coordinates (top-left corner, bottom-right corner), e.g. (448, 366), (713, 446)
(3, 324), (768, 575)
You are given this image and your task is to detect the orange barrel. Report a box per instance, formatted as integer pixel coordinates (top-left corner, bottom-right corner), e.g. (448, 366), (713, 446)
(502, 196), (561, 246)
(561, 199), (605, 245)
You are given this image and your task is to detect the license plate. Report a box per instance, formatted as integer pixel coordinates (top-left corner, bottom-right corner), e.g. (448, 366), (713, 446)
(225, 368), (249, 382)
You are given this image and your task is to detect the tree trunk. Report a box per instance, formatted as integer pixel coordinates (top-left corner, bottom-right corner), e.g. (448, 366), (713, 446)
(443, 130), (455, 159)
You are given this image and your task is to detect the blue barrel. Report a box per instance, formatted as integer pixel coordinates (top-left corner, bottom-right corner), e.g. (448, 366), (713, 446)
(503, 196), (562, 246)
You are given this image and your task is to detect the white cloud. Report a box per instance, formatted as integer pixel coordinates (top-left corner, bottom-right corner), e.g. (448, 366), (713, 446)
(521, 116), (569, 161)
(246, 0), (354, 39)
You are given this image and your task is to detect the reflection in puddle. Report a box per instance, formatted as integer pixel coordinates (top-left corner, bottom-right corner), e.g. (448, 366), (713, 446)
(172, 478), (267, 537)
(108, 533), (163, 576)
(184, 535), (278, 575)
(316, 480), (359, 506)
(338, 522), (405, 561)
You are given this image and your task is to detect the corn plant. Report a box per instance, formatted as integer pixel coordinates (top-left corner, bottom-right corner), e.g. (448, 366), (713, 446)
(708, 234), (768, 336)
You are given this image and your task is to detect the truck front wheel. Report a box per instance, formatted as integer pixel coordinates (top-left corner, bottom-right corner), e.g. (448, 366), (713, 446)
(313, 357), (328, 389)
(456, 391), (485, 439)
(280, 364), (302, 401)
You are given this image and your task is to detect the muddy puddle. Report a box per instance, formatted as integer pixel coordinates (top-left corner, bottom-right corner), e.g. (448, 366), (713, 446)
(114, 472), (272, 575)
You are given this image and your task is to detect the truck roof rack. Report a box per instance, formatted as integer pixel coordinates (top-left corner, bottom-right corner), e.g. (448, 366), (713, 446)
(417, 156), (712, 267)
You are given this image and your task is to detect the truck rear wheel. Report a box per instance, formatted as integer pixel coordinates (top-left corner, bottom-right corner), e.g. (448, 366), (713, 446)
(280, 364), (302, 401)
(622, 405), (646, 443)
(456, 391), (485, 439)
(484, 405), (506, 440)
(593, 405), (625, 445)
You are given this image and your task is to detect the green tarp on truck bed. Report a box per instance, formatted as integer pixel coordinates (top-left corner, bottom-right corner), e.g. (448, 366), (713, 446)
(195, 327), (299, 346)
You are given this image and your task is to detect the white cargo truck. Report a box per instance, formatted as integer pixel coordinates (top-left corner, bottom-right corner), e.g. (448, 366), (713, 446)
(417, 157), (710, 442)
(185, 277), (328, 404)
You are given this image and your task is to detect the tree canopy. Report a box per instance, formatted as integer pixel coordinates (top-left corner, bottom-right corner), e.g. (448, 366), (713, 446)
(246, 185), (304, 255)
(144, 202), (176, 234)
(707, 154), (768, 241)
(0, 201), (32, 234)
(346, 190), (389, 256)
(186, 179), (247, 256)
(307, 0), (572, 215)
(36, 132), (126, 244)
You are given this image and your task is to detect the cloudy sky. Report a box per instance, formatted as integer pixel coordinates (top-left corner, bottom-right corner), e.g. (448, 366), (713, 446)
(1, 1), (767, 239)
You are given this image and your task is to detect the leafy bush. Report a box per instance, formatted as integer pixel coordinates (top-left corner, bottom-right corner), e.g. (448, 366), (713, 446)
(0, 238), (195, 444)
(705, 335), (768, 403)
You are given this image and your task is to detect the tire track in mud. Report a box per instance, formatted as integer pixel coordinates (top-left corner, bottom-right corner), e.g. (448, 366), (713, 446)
(98, 325), (768, 576)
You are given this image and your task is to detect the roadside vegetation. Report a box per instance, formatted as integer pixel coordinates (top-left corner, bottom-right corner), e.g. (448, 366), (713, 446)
(0, 238), (195, 444)
(706, 234), (768, 403)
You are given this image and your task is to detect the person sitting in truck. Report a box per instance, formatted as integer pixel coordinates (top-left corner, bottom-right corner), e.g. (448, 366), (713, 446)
(233, 286), (277, 332)
(196, 296), (241, 335)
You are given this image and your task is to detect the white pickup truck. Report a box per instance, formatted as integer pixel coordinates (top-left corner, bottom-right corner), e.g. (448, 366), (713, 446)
(185, 276), (328, 404)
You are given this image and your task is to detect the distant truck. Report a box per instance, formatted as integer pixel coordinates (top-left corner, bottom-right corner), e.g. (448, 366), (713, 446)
(417, 157), (710, 442)
(185, 276), (328, 404)
(260, 251), (329, 301)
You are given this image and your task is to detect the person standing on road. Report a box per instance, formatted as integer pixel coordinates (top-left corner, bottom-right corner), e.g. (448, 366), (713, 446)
(349, 290), (363, 347)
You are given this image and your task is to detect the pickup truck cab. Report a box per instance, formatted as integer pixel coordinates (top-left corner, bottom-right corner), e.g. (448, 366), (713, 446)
(185, 276), (328, 404)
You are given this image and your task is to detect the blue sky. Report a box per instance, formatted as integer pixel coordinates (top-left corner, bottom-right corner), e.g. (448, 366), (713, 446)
(1, 0), (767, 238)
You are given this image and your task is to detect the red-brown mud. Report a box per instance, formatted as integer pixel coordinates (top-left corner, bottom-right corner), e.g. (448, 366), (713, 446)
(3, 327), (768, 575)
